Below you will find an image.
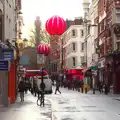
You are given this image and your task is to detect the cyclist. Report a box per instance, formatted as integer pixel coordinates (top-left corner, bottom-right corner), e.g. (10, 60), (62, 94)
(39, 82), (46, 106)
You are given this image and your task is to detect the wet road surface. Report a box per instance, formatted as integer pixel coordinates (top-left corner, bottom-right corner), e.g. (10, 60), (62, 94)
(0, 87), (120, 120)
(49, 87), (120, 120)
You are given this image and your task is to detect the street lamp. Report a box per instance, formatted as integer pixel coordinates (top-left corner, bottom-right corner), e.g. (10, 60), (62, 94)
(17, 11), (23, 15)
(84, 21), (97, 66)
(23, 38), (28, 48)
(61, 38), (64, 83)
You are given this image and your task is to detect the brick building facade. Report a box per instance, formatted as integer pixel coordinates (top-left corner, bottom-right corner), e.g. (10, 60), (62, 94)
(98, 0), (120, 93)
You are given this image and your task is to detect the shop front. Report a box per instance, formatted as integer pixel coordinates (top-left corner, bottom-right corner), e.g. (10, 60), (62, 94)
(113, 53), (120, 93)
(0, 42), (19, 106)
(98, 57), (105, 83)
(105, 52), (120, 94)
(8, 48), (19, 103)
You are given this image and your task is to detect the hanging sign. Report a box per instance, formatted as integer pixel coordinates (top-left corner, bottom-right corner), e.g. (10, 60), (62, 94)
(37, 54), (45, 64)
(1, 48), (14, 60)
(0, 60), (10, 71)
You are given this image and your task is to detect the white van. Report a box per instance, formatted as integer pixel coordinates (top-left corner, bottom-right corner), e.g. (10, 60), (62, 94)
(25, 69), (52, 94)
(35, 75), (52, 94)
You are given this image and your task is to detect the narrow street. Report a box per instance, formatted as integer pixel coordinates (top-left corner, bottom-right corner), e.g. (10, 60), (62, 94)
(0, 87), (120, 120)
(50, 87), (120, 120)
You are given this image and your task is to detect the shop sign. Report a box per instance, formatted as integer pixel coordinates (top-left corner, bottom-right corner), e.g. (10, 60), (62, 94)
(19, 55), (29, 65)
(0, 48), (14, 60)
(98, 58), (105, 68)
(0, 60), (10, 71)
(37, 54), (45, 64)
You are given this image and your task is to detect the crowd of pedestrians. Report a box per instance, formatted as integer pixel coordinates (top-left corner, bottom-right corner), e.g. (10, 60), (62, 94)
(97, 81), (111, 94)
(17, 74), (112, 106)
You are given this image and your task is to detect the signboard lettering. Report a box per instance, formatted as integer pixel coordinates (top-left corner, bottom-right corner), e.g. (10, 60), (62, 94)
(0, 60), (9, 71)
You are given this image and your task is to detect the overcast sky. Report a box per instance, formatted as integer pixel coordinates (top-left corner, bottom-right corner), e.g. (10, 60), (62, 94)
(21, 0), (84, 38)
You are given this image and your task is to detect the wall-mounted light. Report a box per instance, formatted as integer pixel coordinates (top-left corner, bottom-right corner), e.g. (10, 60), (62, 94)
(19, 32), (22, 34)
(17, 11), (23, 15)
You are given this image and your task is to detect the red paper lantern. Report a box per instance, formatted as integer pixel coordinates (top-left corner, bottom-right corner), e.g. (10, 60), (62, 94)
(45, 15), (66, 35)
(56, 49), (59, 55)
(37, 44), (51, 56)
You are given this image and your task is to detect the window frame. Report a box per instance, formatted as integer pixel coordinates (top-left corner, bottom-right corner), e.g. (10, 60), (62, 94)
(80, 29), (84, 37)
(72, 57), (76, 66)
(72, 29), (76, 37)
(72, 42), (76, 51)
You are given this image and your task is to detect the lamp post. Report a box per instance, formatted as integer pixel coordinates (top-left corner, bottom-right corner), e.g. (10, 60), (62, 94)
(23, 38), (28, 48)
(61, 38), (64, 84)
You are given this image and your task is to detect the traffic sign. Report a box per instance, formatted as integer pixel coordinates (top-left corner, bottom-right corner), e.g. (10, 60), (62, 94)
(37, 54), (45, 64)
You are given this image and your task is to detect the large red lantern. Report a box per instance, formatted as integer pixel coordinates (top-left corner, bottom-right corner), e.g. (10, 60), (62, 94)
(45, 15), (66, 35)
(37, 44), (51, 56)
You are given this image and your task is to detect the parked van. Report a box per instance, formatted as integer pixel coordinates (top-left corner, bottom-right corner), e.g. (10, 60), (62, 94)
(35, 75), (52, 94)
(25, 69), (52, 94)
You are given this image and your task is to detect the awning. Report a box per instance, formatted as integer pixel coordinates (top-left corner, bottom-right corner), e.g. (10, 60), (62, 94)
(89, 61), (98, 71)
(67, 69), (83, 75)
(25, 70), (48, 77)
(90, 65), (98, 71)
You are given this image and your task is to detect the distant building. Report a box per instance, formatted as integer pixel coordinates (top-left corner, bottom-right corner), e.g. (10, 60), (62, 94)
(46, 35), (60, 78)
(66, 17), (83, 30)
(60, 25), (85, 70)
(21, 47), (37, 69)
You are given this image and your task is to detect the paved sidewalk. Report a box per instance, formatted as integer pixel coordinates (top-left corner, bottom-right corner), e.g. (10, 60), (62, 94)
(0, 92), (52, 120)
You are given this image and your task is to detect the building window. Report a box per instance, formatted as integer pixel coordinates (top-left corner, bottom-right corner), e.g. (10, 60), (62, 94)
(9, 4), (11, 8)
(81, 43), (84, 51)
(87, 26), (90, 35)
(9, 19), (11, 23)
(72, 42), (76, 51)
(81, 56), (84, 63)
(72, 57), (76, 66)
(80, 30), (84, 37)
(72, 29), (76, 36)
(116, 14), (120, 23)
(116, 42), (120, 50)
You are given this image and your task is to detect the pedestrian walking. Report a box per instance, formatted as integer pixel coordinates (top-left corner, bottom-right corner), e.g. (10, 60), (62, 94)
(33, 83), (38, 96)
(81, 81), (84, 93)
(18, 80), (25, 102)
(99, 82), (103, 93)
(104, 84), (109, 94)
(55, 82), (61, 94)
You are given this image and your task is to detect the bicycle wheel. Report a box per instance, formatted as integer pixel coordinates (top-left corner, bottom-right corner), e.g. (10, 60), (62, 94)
(37, 98), (41, 106)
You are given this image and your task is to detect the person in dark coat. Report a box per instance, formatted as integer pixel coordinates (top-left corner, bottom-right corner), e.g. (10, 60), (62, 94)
(40, 82), (46, 92)
(55, 82), (61, 94)
(18, 80), (25, 102)
(81, 81), (84, 93)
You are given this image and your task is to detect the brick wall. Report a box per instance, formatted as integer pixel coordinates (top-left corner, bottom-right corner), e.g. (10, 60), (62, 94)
(21, 47), (37, 69)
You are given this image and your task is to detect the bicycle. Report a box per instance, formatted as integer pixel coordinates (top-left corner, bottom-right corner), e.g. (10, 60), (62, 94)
(37, 91), (45, 106)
